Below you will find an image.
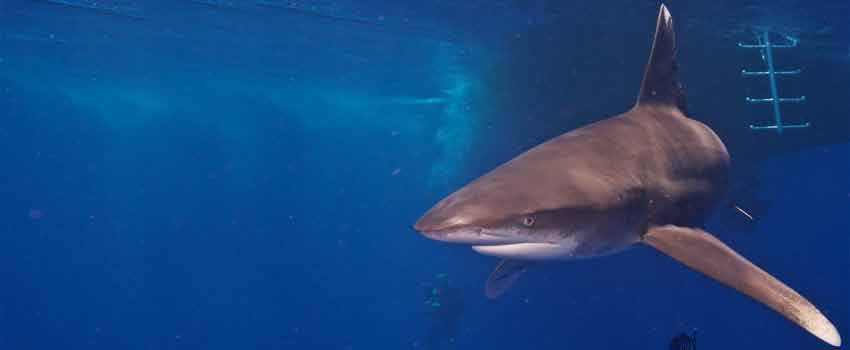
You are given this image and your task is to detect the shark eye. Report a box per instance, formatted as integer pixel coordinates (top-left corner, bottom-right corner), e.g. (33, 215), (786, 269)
(522, 215), (536, 227)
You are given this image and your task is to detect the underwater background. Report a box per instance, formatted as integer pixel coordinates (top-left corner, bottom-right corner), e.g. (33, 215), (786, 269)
(0, 0), (847, 349)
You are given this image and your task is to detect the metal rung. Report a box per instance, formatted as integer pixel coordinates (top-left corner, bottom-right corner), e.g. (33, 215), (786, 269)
(739, 29), (808, 135)
(750, 123), (810, 131)
(745, 96), (806, 103)
(737, 43), (797, 49)
(742, 69), (801, 76)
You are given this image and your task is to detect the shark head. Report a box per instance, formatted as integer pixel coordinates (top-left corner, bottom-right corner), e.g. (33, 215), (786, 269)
(414, 187), (574, 260)
(413, 149), (647, 261)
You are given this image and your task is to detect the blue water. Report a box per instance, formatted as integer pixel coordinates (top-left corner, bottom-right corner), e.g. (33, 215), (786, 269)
(0, 1), (847, 349)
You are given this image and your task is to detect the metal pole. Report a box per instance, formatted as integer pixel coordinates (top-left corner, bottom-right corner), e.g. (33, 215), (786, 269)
(762, 30), (784, 134)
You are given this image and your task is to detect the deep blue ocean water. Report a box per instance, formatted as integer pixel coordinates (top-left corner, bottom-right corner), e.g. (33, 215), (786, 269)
(0, 1), (847, 349)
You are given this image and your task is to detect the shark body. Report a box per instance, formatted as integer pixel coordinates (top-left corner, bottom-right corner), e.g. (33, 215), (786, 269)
(413, 5), (841, 346)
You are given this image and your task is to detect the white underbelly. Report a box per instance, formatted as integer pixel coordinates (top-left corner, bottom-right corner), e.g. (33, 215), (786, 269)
(472, 229), (640, 261)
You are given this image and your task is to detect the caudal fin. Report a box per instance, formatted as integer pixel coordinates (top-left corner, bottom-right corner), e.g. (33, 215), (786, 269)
(644, 225), (841, 347)
(636, 4), (689, 114)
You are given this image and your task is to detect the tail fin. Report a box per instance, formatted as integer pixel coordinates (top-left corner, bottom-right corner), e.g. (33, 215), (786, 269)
(636, 4), (688, 114)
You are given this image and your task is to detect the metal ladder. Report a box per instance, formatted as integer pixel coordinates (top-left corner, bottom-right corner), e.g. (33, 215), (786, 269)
(738, 29), (808, 135)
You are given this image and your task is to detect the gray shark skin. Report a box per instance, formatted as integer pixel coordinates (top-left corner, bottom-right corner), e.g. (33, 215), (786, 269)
(412, 4), (841, 347)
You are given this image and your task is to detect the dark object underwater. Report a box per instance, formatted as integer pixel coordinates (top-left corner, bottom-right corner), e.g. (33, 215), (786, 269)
(669, 330), (697, 350)
(423, 274), (464, 349)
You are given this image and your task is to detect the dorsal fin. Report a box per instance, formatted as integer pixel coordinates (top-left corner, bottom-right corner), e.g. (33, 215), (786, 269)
(636, 4), (688, 114)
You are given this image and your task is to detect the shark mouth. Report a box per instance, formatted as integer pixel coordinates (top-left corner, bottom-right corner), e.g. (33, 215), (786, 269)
(420, 227), (577, 260)
(420, 227), (529, 246)
(471, 242), (572, 260)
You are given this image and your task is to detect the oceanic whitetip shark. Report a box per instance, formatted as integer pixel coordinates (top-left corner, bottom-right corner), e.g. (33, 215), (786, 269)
(413, 4), (841, 346)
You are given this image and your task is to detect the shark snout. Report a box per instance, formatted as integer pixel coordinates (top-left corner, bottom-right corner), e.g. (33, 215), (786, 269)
(413, 210), (475, 243)
(412, 215), (435, 233)
(414, 210), (527, 246)
(416, 226), (528, 245)
(414, 186), (527, 245)
(413, 201), (466, 233)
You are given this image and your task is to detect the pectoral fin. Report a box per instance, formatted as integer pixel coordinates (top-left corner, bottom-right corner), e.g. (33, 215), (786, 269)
(643, 225), (841, 347)
(485, 259), (531, 299)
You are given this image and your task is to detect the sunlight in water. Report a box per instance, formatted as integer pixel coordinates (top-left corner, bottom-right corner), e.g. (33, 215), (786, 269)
(4, 36), (488, 190)
(427, 44), (483, 189)
(63, 80), (177, 131)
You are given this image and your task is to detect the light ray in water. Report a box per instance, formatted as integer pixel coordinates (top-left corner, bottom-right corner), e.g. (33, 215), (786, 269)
(40, 0), (148, 20)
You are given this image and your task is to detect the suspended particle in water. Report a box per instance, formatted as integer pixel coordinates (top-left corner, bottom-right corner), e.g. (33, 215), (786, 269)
(28, 209), (44, 220)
